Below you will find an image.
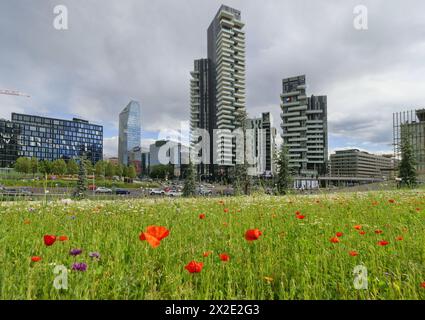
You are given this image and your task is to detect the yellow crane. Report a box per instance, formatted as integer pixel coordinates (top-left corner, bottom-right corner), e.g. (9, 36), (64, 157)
(0, 89), (30, 98)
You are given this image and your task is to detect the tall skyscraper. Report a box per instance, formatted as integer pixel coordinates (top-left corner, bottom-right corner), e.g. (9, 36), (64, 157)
(118, 100), (141, 168)
(246, 112), (277, 177)
(280, 75), (328, 177)
(190, 5), (246, 179)
(190, 59), (210, 176)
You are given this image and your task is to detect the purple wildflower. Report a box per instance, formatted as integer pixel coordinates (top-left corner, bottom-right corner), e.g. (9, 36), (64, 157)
(71, 262), (87, 272)
(89, 252), (101, 260)
(69, 248), (83, 256)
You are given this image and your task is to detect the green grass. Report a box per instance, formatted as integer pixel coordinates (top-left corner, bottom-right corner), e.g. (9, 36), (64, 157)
(0, 190), (424, 300)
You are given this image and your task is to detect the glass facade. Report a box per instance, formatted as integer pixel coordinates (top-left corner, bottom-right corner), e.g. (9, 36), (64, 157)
(118, 101), (141, 166)
(0, 113), (103, 167)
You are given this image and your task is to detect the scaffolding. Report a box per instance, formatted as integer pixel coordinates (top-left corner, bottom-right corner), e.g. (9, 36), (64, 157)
(393, 109), (425, 176)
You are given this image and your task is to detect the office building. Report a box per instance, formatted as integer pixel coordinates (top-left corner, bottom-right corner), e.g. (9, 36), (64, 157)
(330, 149), (393, 178)
(0, 113), (103, 167)
(149, 140), (189, 178)
(246, 112), (277, 177)
(190, 5), (246, 179)
(280, 75), (328, 177)
(118, 100), (141, 167)
(393, 109), (425, 177)
(190, 58), (210, 176)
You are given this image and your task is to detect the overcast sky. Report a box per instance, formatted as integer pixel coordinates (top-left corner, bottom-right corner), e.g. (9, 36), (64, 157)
(1, 0), (424, 157)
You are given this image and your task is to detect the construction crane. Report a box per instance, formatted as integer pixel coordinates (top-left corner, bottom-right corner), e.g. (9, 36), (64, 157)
(0, 89), (30, 98)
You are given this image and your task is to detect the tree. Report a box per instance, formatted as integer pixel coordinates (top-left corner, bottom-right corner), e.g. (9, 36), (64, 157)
(51, 159), (67, 175)
(275, 143), (292, 195)
(67, 159), (79, 175)
(127, 165), (137, 179)
(73, 158), (88, 199)
(399, 135), (417, 187)
(105, 162), (115, 178)
(38, 160), (52, 175)
(183, 160), (196, 197)
(84, 159), (94, 175)
(14, 157), (31, 174)
(30, 157), (39, 176)
(122, 165), (129, 178)
(114, 164), (123, 178)
(94, 160), (106, 177)
(149, 165), (173, 180)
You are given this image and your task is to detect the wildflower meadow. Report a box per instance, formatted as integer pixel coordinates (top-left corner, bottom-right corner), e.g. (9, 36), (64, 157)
(0, 190), (424, 300)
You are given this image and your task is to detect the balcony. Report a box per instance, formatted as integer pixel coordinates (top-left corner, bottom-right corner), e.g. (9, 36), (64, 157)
(280, 91), (300, 98)
(281, 101), (300, 108)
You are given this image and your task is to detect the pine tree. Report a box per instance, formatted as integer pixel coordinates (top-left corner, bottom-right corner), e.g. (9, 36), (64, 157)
(73, 157), (88, 199)
(183, 160), (196, 197)
(275, 143), (292, 195)
(399, 135), (417, 187)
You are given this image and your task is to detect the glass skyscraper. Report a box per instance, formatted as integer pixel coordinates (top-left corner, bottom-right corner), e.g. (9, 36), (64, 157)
(118, 100), (142, 167)
(0, 113), (103, 167)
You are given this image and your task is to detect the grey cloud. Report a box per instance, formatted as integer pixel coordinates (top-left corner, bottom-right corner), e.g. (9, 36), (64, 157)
(0, 0), (424, 155)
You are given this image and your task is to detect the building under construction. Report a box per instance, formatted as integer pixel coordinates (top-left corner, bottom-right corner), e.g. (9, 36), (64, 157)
(393, 109), (425, 177)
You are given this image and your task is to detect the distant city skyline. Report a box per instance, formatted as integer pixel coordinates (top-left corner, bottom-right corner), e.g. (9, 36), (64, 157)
(1, 0), (424, 158)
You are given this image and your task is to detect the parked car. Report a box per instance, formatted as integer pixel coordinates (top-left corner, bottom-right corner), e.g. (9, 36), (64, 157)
(166, 190), (182, 197)
(95, 187), (113, 194)
(223, 187), (234, 196)
(197, 187), (213, 196)
(114, 188), (131, 195)
(149, 188), (165, 196)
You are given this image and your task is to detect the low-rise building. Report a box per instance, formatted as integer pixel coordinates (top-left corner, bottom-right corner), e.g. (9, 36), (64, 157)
(330, 149), (393, 179)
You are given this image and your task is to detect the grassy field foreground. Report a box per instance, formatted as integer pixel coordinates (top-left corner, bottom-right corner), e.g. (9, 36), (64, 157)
(0, 190), (424, 300)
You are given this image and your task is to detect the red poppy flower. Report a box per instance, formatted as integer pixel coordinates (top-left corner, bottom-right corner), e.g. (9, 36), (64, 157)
(330, 237), (340, 243)
(58, 235), (68, 242)
(396, 236), (403, 241)
(336, 232), (343, 237)
(199, 214), (206, 220)
(354, 225), (362, 230)
(139, 225), (170, 248)
(377, 240), (389, 246)
(421, 282), (425, 288)
(185, 261), (204, 273)
(31, 256), (42, 262)
(219, 253), (230, 262)
(223, 208), (229, 213)
(388, 199), (395, 204)
(375, 229), (383, 234)
(245, 229), (262, 241)
(349, 251), (358, 257)
(359, 231), (366, 235)
(43, 235), (56, 246)
(296, 215), (305, 220)
(203, 251), (212, 257)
